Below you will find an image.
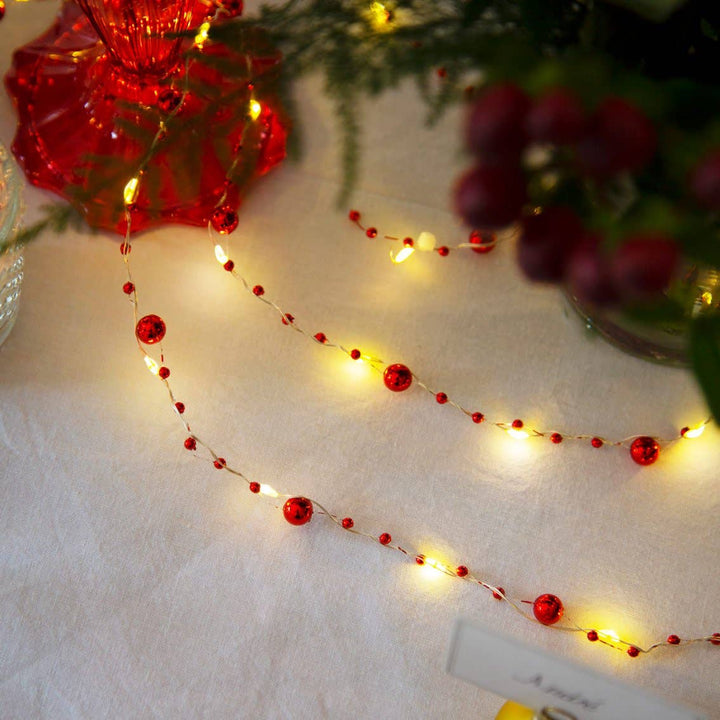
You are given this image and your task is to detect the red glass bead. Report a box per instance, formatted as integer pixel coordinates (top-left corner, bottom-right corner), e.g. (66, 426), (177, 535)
(314, 332), (327, 343)
(533, 594), (564, 625)
(630, 436), (660, 466)
(219, 0), (243, 17)
(667, 634), (681, 645)
(468, 230), (497, 254)
(591, 437), (603, 448)
(350, 349), (361, 360)
(379, 532), (392, 545)
(366, 227), (378, 238)
(282, 313), (294, 325)
(136, 314), (166, 344)
(550, 432), (563, 444)
(211, 206), (239, 234)
(249, 481), (260, 493)
(341, 517), (354, 529)
(252, 285), (264, 296)
(627, 646), (640, 658)
(157, 87), (182, 114)
(436, 392), (448, 404)
(587, 630), (599, 642)
(512, 419), (524, 429)
(122, 282), (135, 294)
(415, 555), (425, 565)
(437, 67), (447, 78)
(158, 366), (170, 379)
(348, 209), (361, 222)
(403, 237), (414, 247)
(492, 587), (505, 600)
(175, 401), (185, 414)
(438, 246), (449, 256)
(282, 496), (313, 526)
(120, 242), (131, 255)
(471, 412), (485, 424)
(456, 565), (469, 577)
(680, 426), (690, 437)
(184, 437), (197, 451)
(213, 458), (226, 469)
(383, 363), (412, 392)
(223, 260), (235, 272)
(710, 633), (720, 645)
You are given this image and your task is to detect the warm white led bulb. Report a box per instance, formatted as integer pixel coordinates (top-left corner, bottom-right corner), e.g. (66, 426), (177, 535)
(249, 100), (262, 121)
(683, 424), (705, 439)
(259, 484), (279, 498)
(194, 21), (211, 47)
(123, 177), (139, 206)
(416, 231), (436, 252)
(507, 427), (529, 440)
(391, 246), (415, 264)
(144, 356), (159, 375)
(214, 244), (229, 264)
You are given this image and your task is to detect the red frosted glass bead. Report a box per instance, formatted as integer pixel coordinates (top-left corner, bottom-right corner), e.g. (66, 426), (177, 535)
(348, 210), (361, 222)
(282, 313), (294, 325)
(627, 646), (640, 658)
(211, 206), (239, 234)
(136, 314), (166, 344)
(314, 332), (327, 343)
(591, 437), (603, 448)
(436, 392), (448, 404)
(249, 481), (260, 493)
(157, 87), (182, 114)
(175, 401), (185, 414)
(438, 246), (449, 256)
(252, 285), (264, 296)
(383, 363), (412, 392)
(587, 630), (599, 642)
(366, 227), (377, 238)
(492, 586), (505, 600)
(550, 432), (563, 444)
(350, 349), (361, 360)
(122, 282), (134, 294)
(379, 532), (392, 545)
(223, 260), (234, 272)
(456, 565), (469, 577)
(403, 237), (414, 247)
(415, 555), (425, 565)
(184, 437), (196, 451)
(630, 436), (660, 465)
(120, 242), (131, 255)
(282, 496), (313, 526)
(341, 517), (354, 529)
(667, 635), (680, 645)
(468, 230), (497, 254)
(471, 412), (485, 424)
(710, 633), (720, 645)
(512, 419), (524, 429)
(158, 366), (170, 379)
(213, 458), (226, 469)
(533, 594), (564, 625)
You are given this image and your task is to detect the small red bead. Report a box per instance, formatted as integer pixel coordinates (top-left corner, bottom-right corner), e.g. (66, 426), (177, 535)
(468, 230), (497, 254)
(438, 246), (449, 256)
(550, 432), (563, 444)
(122, 282), (135, 294)
(157, 87), (182, 114)
(249, 481), (260, 493)
(213, 458), (226, 469)
(587, 630), (599, 642)
(282, 313), (294, 325)
(210, 206), (239, 234)
(223, 260), (235, 272)
(630, 436), (660, 466)
(252, 285), (264, 296)
(341, 517), (354, 529)
(120, 242), (131, 255)
(415, 555), (425, 565)
(456, 565), (469, 577)
(512, 419), (524, 429)
(383, 363), (413, 392)
(403, 237), (414, 247)
(366, 227), (378, 238)
(627, 646), (640, 658)
(591, 437), (603, 448)
(348, 210), (361, 222)
(136, 314), (166, 344)
(680, 426), (690, 437)
(314, 332), (327, 343)
(184, 437), (197, 451)
(471, 412), (485, 424)
(436, 392), (448, 404)
(492, 587), (505, 600)
(0, 2), (5, 21)
(710, 633), (720, 645)
(533, 594), (564, 625)
(437, 67), (447, 78)
(379, 532), (392, 545)
(175, 401), (185, 414)
(350, 349), (362, 360)
(158, 366), (170, 379)
(667, 635), (681, 645)
(282, 496), (314, 526)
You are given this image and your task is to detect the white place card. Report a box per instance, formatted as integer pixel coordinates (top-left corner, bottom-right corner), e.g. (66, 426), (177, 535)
(446, 619), (706, 720)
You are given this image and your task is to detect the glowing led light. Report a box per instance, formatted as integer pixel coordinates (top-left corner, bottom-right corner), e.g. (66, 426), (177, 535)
(214, 244), (229, 265)
(259, 484), (279, 498)
(597, 629), (624, 649)
(701, 291), (713, 306)
(194, 21), (211, 47)
(123, 177), (140, 206)
(507, 427), (530, 440)
(416, 231), (436, 252)
(683, 424), (706, 439)
(423, 557), (448, 574)
(249, 100), (262, 120)
(391, 246), (415, 264)
(144, 356), (160, 375)
(370, 1), (390, 23)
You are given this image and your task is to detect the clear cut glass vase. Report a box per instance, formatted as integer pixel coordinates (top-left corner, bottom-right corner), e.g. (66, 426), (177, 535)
(0, 141), (24, 348)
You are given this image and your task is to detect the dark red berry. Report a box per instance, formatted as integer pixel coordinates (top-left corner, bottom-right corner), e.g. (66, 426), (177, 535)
(566, 235), (619, 306)
(526, 88), (585, 145)
(611, 234), (679, 301)
(690, 150), (720, 210)
(455, 165), (527, 229)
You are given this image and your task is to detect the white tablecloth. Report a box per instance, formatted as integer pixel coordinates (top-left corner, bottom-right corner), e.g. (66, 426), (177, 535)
(1, 3), (719, 718)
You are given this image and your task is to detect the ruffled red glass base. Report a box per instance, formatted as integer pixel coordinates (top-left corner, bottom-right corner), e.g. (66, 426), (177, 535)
(4, 2), (287, 234)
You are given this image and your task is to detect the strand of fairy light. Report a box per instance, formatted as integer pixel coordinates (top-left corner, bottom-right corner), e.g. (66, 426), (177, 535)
(116, 11), (719, 660)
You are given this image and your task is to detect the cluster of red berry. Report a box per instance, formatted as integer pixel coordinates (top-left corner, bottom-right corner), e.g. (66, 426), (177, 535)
(453, 82), (719, 306)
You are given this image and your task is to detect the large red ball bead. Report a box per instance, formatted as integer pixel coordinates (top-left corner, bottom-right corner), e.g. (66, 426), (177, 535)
(533, 594), (564, 625)
(282, 497), (313, 525)
(136, 314), (166, 344)
(611, 235), (679, 302)
(566, 235), (619, 306)
(455, 165), (527, 230)
(158, 87), (183, 114)
(211, 206), (239, 234)
(526, 88), (586, 146)
(468, 230), (496, 254)
(630, 436), (660, 465)
(383, 363), (413, 392)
